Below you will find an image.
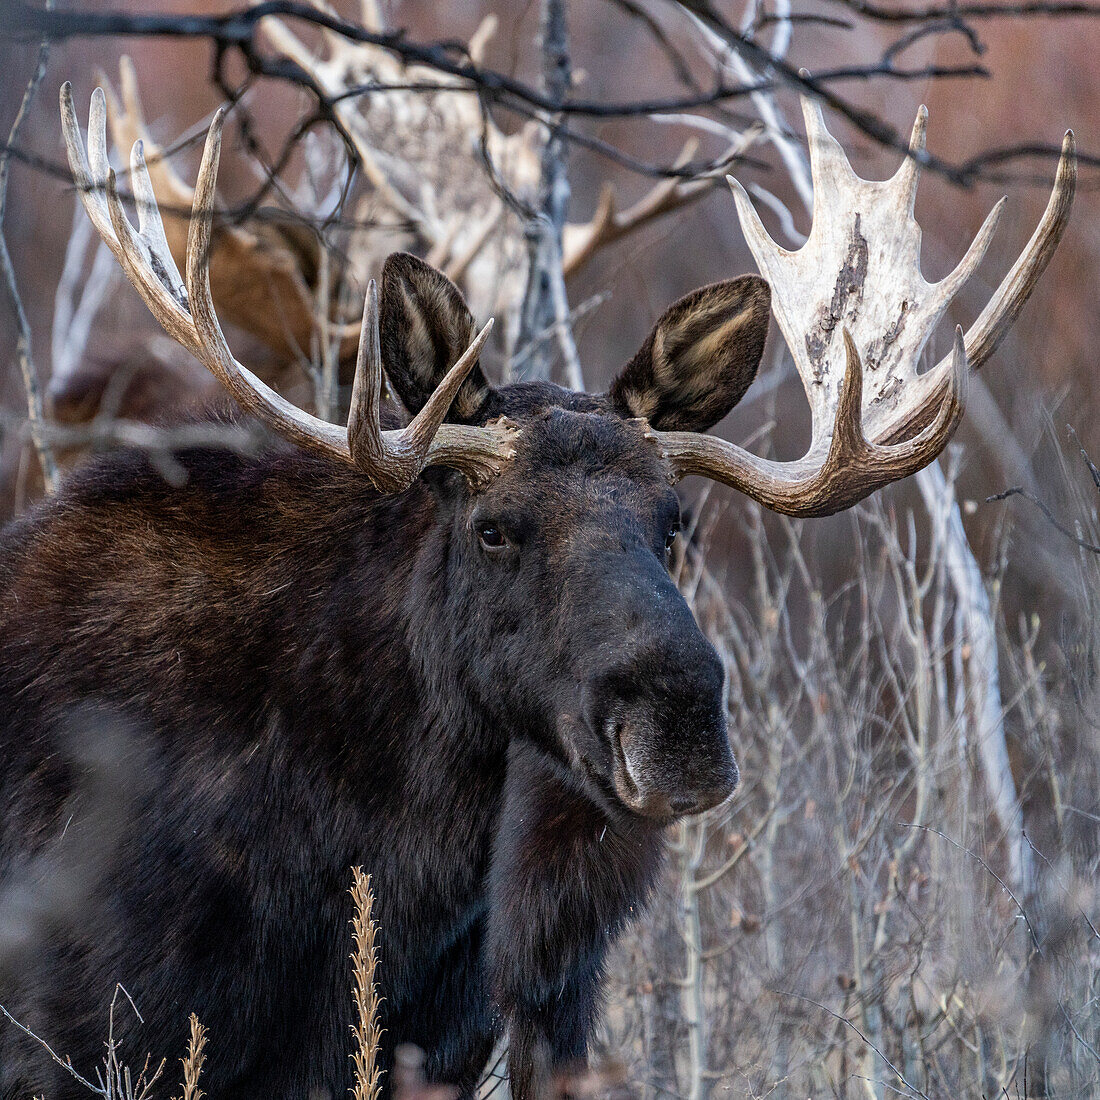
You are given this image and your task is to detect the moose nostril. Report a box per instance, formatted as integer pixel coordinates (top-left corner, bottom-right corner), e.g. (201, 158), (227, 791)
(669, 795), (699, 816)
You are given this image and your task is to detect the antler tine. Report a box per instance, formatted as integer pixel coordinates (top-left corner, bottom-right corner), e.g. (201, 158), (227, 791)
(830, 328), (870, 461)
(405, 321), (495, 453)
(956, 129), (1077, 373)
(61, 85), (116, 250)
(118, 54), (144, 128)
(805, 326), (967, 496)
(347, 279), (387, 473)
(858, 326), (968, 468)
(87, 88), (111, 199)
(828, 327), (969, 471)
(468, 14), (498, 64)
(346, 277), (501, 493)
(726, 175), (789, 285)
(106, 57), (211, 216)
(936, 197), (1005, 301)
(562, 140), (711, 278)
(868, 129), (1077, 448)
(64, 82), (519, 492)
(182, 108), (350, 460)
(891, 105), (928, 217)
(801, 91), (859, 194)
(99, 60), (360, 371)
(892, 326), (969, 461)
(361, 0), (384, 29)
(105, 156), (197, 354)
(70, 79), (352, 457)
(129, 140), (187, 305)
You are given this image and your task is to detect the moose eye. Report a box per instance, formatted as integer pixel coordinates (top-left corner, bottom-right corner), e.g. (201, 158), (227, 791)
(665, 526), (680, 554)
(477, 522), (508, 551)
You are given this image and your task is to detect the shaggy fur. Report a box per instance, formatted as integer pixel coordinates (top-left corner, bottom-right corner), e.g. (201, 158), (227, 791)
(0, 256), (770, 1100)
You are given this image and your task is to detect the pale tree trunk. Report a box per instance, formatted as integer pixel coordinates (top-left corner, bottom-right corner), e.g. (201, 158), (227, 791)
(915, 461), (1030, 889)
(514, 0), (583, 389)
(675, 820), (711, 1100)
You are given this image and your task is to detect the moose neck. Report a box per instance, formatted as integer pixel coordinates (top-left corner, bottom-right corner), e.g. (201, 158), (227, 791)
(280, 468), (511, 797)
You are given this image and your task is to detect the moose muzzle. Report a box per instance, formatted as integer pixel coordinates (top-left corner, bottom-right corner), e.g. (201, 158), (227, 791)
(579, 557), (739, 821)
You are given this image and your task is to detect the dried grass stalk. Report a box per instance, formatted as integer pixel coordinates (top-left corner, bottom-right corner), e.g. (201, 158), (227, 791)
(176, 1013), (207, 1100)
(350, 866), (384, 1100)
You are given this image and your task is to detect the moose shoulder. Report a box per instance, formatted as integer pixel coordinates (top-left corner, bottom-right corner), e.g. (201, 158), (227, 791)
(0, 87), (1074, 1100)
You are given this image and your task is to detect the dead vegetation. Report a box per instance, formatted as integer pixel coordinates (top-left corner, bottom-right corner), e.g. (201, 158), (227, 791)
(1, 1), (1098, 1098)
(600, 460), (1100, 1097)
(351, 869), (385, 1100)
(0, 872), (383, 1100)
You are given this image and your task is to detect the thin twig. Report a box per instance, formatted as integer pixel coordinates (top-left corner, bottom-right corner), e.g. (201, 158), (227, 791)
(769, 987), (932, 1100)
(5, 1), (1090, 189)
(988, 486), (1100, 554)
(0, 0), (58, 490)
(0, 1003), (102, 1094)
(896, 823), (1042, 951)
(514, 0), (579, 385)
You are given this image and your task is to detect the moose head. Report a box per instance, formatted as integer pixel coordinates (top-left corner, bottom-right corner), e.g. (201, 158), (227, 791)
(59, 85), (1074, 825)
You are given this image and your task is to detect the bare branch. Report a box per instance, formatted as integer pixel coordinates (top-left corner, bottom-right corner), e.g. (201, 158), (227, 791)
(0, 1), (58, 490)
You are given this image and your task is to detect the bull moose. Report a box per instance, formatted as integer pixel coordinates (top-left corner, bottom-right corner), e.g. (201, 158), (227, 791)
(0, 83), (1074, 1100)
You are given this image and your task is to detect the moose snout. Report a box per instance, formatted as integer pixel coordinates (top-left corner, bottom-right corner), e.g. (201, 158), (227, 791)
(610, 714), (739, 820)
(571, 551), (739, 820)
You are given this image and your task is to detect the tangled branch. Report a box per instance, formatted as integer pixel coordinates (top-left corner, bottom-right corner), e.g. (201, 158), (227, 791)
(4, 0), (1094, 192)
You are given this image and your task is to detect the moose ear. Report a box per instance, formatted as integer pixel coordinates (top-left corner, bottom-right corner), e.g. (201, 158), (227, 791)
(609, 276), (771, 432)
(379, 252), (493, 423)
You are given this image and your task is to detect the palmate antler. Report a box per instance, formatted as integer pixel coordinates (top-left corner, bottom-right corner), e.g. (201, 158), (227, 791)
(61, 75), (1073, 516)
(257, 0), (718, 293)
(256, 1), (536, 279)
(60, 84), (515, 494)
(647, 97), (1076, 517)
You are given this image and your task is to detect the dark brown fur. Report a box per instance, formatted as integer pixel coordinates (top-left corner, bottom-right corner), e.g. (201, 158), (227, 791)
(0, 255), (771, 1100)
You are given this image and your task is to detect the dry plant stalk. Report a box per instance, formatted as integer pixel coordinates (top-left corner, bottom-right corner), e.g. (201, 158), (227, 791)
(350, 866), (384, 1100)
(175, 1014), (207, 1100)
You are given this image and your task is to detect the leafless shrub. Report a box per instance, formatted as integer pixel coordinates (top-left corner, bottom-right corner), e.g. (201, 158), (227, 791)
(1, 985), (166, 1100)
(1, 866), (390, 1100)
(598, 457), (1099, 1099)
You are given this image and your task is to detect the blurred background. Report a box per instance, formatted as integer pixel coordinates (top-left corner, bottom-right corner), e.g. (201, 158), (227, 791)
(2, 1), (1099, 1097)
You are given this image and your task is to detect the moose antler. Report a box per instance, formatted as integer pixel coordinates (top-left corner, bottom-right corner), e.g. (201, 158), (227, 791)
(257, 3), (535, 269)
(61, 84), (516, 494)
(647, 97), (1076, 517)
(258, 0), (719, 292)
(561, 139), (720, 278)
(98, 57), (359, 373)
